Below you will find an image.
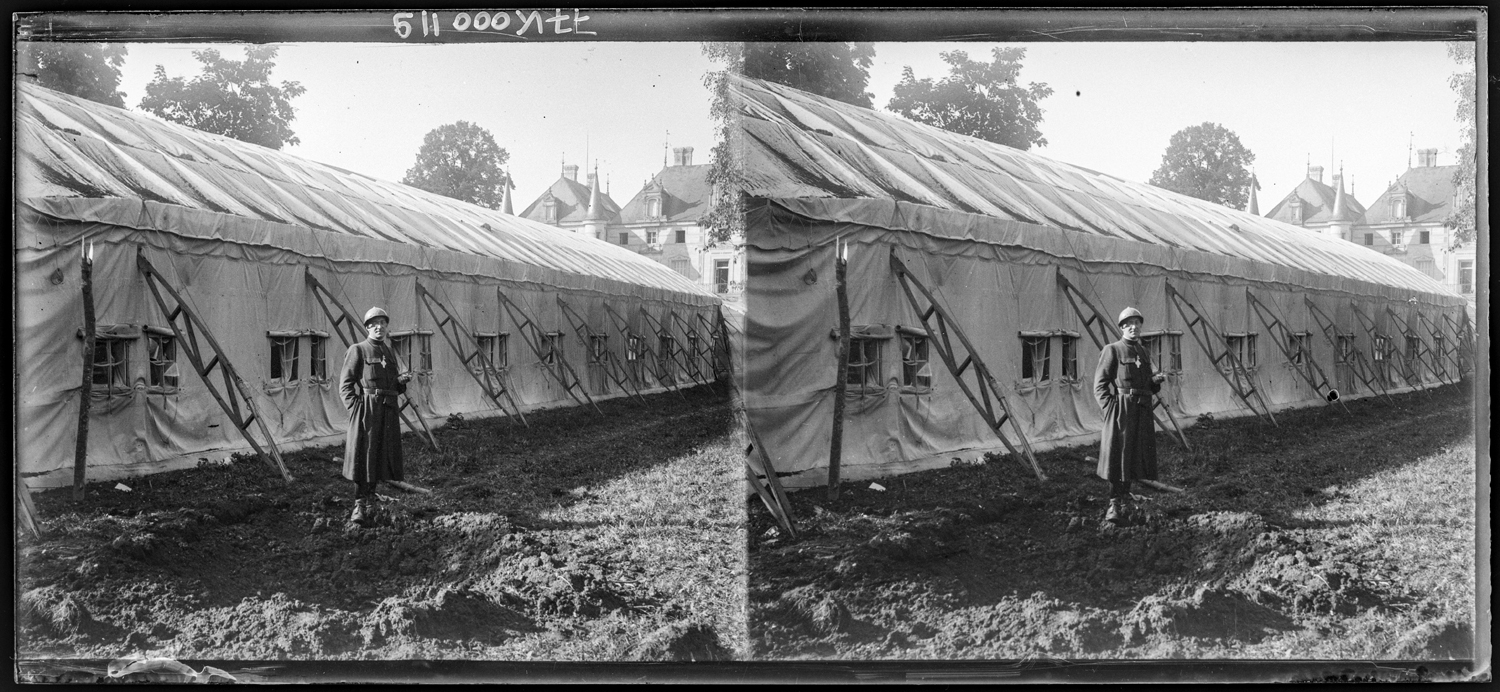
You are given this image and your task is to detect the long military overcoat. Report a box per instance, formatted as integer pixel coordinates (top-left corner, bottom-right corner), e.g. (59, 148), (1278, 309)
(340, 338), (407, 485)
(1093, 338), (1161, 482)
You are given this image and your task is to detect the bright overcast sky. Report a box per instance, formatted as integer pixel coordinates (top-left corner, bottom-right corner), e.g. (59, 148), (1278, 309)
(111, 39), (1469, 215)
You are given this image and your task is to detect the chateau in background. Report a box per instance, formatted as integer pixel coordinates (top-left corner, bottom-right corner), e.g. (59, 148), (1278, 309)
(519, 147), (745, 308)
(1262, 149), (1477, 311)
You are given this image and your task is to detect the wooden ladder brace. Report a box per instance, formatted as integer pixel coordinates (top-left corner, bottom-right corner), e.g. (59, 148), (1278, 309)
(699, 311), (732, 382)
(307, 271), (442, 448)
(746, 424), (797, 538)
(137, 249), (292, 482)
(1245, 289), (1350, 413)
(1414, 311), (1462, 382)
(1441, 312), (1475, 376)
(1386, 306), (1454, 387)
(1164, 281), (1277, 426)
(1055, 272), (1191, 448)
(641, 307), (710, 389)
(670, 310), (716, 389)
(1304, 297), (1394, 405)
(602, 303), (686, 400)
(497, 288), (602, 415)
(412, 281), (529, 428)
(556, 297), (648, 406)
(890, 250), (1046, 481)
(1350, 303), (1421, 389)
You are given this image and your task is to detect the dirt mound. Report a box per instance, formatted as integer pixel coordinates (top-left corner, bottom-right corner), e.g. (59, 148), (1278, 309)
(1125, 584), (1294, 644)
(863, 508), (969, 562)
(953, 594), (1122, 655)
(627, 621), (734, 661)
(1233, 531), (1391, 618)
(475, 532), (645, 619)
(1384, 619), (1472, 660)
(364, 587), (535, 648)
(762, 585), (855, 638)
(19, 586), (110, 640)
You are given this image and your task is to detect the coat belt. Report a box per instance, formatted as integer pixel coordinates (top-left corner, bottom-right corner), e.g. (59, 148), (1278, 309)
(1119, 387), (1153, 397)
(365, 388), (401, 397)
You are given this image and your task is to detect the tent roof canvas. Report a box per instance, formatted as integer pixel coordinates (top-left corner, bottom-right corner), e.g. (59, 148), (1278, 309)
(731, 75), (1460, 304)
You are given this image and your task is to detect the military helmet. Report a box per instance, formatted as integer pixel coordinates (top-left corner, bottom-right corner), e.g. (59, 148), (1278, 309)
(1117, 306), (1144, 327)
(363, 307), (390, 326)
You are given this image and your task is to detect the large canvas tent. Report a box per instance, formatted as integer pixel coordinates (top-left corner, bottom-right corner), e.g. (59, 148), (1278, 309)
(16, 82), (722, 488)
(734, 75), (1471, 487)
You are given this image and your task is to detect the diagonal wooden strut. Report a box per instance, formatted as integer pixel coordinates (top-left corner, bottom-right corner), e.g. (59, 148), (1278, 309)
(1164, 281), (1277, 426)
(699, 311), (732, 383)
(137, 250), (292, 482)
(1416, 311), (1463, 381)
(1443, 312), (1476, 376)
(1245, 289), (1350, 413)
(307, 271), (441, 448)
(602, 303), (686, 399)
(1386, 306), (1454, 387)
(413, 281), (528, 428)
(497, 289), (602, 415)
(671, 310), (717, 391)
(641, 308), (711, 389)
(890, 250), (1046, 481)
(1305, 297), (1394, 405)
(1056, 272), (1191, 448)
(746, 424), (797, 538)
(1350, 302), (1420, 389)
(557, 297), (648, 406)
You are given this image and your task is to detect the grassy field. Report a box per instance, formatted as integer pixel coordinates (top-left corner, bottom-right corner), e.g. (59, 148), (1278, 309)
(18, 384), (746, 674)
(748, 383), (1478, 665)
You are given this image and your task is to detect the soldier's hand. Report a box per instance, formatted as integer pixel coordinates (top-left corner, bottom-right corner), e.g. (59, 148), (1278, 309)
(397, 372), (414, 384)
(1152, 373), (1166, 384)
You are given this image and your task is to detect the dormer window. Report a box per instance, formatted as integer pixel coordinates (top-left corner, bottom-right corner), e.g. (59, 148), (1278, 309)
(1288, 197), (1303, 225)
(543, 197), (557, 224)
(1391, 196), (1406, 220)
(646, 196), (661, 219)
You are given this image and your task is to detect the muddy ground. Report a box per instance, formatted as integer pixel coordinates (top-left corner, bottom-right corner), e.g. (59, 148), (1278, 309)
(18, 384), (746, 670)
(749, 384), (1477, 661)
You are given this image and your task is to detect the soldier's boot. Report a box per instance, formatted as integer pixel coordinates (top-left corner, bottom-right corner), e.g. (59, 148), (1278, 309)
(349, 499), (370, 528)
(1104, 499), (1125, 525)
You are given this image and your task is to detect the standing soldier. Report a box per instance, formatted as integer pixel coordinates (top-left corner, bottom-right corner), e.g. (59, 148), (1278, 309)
(1094, 307), (1167, 525)
(340, 307), (413, 528)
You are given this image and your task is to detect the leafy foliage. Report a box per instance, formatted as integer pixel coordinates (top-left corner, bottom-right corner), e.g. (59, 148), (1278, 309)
(699, 43), (748, 245)
(1443, 42), (1477, 249)
(139, 46), (306, 150)
(401, 121), (511, 209)
(735, 42), (876, 108)
(1148, 123), (1256, 210)
(886, 47), (1053, 150)
(17, 43), (128, 108)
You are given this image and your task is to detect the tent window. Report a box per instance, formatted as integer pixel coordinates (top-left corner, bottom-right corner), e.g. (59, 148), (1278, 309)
(390, 335), (411, 370)
(1372, 335), (1388, 362)
(418, 334), (432, 373)
(1225, 334), (1256, 371)
(626, 335), (641, 362)
(674, 229), (686, 244)
(686, 333), (700, 359)
(1336, 334), (1353, 364)
(1141, 335), (1164, 374)
(1059, 335), (1079, 382)
(1246, 334), (1258, 368)
(846, 337), (882, 391)
(1020, 335), (1050, 384)
(1434, 335), (1446, 376)
(543, 332), (563, 366)
(92, 338), (132, 395)
(476, 335), (496, 372)
(1404, 335), (1420, 367)
(589, 335), (608, 364)
(901, 334), (931, 389)
(270, 335), (299, 382)
(495, 333), (509, 369)
(309, 335), (327, 381)
(1168, 334), (1182, 373)
(147, 334), (179, 390)
(1288, 333), (1311, 366)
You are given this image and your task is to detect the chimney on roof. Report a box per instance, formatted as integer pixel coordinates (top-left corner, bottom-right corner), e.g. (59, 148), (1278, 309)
(1417, 148), (1438, 167)
(1332, 171), (1342, 190)
(1308, 165), (1324, 183)
(672, 146), (694, 167)
(564, 164), (579, 181)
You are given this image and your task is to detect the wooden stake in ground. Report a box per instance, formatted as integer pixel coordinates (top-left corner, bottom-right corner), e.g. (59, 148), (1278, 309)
(828, 242), (850, 501)
(74, 242), (95, 502)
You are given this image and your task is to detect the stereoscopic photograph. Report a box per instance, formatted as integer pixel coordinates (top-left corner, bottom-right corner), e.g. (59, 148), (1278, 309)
(13, 8), (1487, 685)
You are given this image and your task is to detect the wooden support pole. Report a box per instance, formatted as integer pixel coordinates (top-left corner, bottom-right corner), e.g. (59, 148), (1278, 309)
(828, 246), (850, 501)
(74, 243), (95, 502)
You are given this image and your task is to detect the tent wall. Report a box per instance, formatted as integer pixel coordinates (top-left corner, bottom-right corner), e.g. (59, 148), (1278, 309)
(17, 216), (716, 488)
(745, 206), (1463, 486)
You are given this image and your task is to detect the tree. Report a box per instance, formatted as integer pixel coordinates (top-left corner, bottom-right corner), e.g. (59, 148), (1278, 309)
(139, 46), (306, 150)
(1444, 42), (1477, 249)
(709, 42), (876, 108)
(16, 43), (128, 108)
(886, 47), (1053, 150)
(401, 122), (510, 210)
(699, 43), (749, 244)
(1147, 123), (1256, 210)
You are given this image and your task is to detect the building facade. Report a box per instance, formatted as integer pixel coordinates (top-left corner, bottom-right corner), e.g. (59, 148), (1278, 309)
(521, 147), (746, 307)
(1264, 150), (1477, 309)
